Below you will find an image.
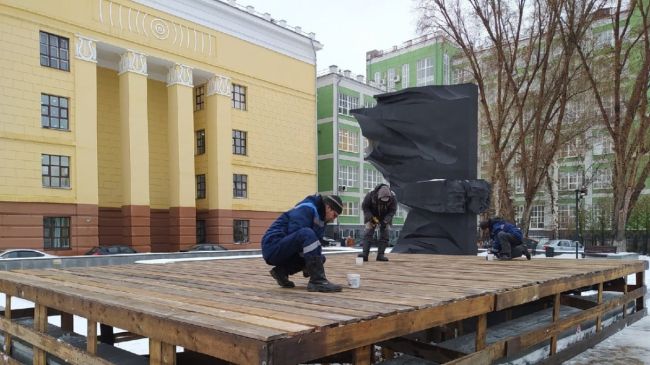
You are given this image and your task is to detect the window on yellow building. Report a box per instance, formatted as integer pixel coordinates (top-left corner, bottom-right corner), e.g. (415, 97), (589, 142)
(232, 84), (247, 110)
(233, 174), (247, 198)
(42, 154), (70, 188)
(41, 94), (69, 130)
(194, 85), (205, 111)
(43, 217), (70, 249)
(233, 219), (250, 243)
(196, 174), (206, 199)
(196, 130), (205, 155)
(40, 31), (69, 71)
(232, 130), (247, 155)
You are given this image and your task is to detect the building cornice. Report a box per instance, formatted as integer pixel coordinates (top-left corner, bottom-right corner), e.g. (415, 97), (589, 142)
(132, 0), (322, 64)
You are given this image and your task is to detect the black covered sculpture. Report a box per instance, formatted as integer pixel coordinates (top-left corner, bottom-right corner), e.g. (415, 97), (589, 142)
(351, 84), (490, 255)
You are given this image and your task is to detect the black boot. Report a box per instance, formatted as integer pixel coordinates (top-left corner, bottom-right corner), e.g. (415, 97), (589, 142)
(357, 240), (370, 262)
(270, 267), (295, 288)
(305, 256), (342, 292)
(376, 240), (389, 262)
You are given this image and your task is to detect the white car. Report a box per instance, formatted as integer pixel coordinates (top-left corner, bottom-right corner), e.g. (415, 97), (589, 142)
(543, 239), (584, 256)
(0, 249), (57, 259)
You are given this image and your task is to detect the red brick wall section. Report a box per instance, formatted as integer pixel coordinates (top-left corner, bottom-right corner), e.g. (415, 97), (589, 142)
(121, 205), (151, 252)
(199, 209), (279, 250)
(170, 206), (196, 252)
(0, 202), (98, 255)
(150, 209), (169, 252)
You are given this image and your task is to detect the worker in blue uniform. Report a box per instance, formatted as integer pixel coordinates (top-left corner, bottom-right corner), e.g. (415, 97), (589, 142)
(262, 194), (344, 292)
(480, 218), (531, 260)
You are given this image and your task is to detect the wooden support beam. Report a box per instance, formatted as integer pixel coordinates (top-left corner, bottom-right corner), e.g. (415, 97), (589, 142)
(596, 282), (604, 332)
(0, 349), (22, 365)
(495, 263), (646, 310)
(87, 320), (97, 355)
(381, 347), (395, 361)
(447, 286), (645, 365)
(4, 294), (11, 355)
(114, 331), (145, 343)
(352, 345), (372, 365)
(0, 316), (113, 365)
(61, 312), (74, 332)
(150, 339), (177, 365)
(99, 323), (115, 345)
(475, 313), (487, 351)
(622, 278), (628, 318)
(379, 337), (467, 363)
(636, 271), (645, 311)
(33, 303), (47, 365)
(549, 293), (560, 355)
(560, 295), (597, 310)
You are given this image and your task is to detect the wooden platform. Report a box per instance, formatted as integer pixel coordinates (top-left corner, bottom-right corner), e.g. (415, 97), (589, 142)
(0, 254), (646, 365)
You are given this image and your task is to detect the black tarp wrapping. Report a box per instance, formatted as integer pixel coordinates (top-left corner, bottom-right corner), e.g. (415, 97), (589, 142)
(351, 84), (490, 255)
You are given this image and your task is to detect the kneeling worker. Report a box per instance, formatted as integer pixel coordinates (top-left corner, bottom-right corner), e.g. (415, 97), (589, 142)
(262, 194), (344, 292)
(479, 217), (531, 260)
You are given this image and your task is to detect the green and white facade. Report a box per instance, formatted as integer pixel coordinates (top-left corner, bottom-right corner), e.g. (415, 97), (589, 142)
(316, 66), (406, 241)
(366, 34), (459, 91)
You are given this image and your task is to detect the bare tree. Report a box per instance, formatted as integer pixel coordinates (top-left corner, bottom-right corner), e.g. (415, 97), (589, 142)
(559, 0), (650, 250)
(417, 0), (593, 235)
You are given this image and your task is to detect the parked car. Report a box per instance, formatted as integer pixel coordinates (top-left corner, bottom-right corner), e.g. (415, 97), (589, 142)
(0, 249), (56, 259)
(543, 239), (585, 256)
(84, 245), (138, 255)
(181, 243), (226, 252)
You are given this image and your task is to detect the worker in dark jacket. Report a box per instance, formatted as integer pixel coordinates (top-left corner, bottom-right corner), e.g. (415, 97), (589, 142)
(359, 184), (397, 262)
(262, 194), (343, 292)
(479, 218), (531, 260)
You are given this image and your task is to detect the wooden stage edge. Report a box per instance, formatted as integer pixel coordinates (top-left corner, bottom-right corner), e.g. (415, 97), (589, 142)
(0, 254), (647, 365)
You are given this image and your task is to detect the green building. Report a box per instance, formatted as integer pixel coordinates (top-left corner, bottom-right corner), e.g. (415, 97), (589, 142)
(366, 34), (459, 91)
(316, 66), (407, 242)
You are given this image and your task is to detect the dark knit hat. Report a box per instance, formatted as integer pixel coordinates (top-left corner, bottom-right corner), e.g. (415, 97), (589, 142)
(323, 195), (343, 214)
(378, 185), (391, 202)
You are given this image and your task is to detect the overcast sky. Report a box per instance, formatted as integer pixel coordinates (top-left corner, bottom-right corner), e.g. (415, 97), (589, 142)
(239, 0), (421, 76)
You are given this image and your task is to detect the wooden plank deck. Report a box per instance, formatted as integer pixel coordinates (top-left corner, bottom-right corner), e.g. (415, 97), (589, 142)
(0, 254), (646, 365)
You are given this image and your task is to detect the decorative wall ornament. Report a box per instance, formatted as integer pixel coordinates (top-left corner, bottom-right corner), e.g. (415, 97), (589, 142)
(118, 50), (147, 76)
(75, 35), (97, 63)
(99, 0), (215, 57)
(150, 18), (170, 40)
(167, 64), (193, 87)
(207, 75), (231, 97)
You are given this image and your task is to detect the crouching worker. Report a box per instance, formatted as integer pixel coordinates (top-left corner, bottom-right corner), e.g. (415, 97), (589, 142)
(479, 218), (531, 261)
(262, 194), (343, 292)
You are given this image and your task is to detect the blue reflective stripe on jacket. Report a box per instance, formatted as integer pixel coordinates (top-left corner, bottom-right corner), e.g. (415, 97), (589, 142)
(262, 195), (326, 246)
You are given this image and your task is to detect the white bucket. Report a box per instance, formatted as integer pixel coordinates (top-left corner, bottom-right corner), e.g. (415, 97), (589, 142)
(347, 273), (361, 288)
(355, 257), (364, 265)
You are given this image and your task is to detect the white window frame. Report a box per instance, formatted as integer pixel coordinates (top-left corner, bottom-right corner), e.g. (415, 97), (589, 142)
(559, 171), (581, 191)
(337, 93), (359, 116)
(592, 168), (612, 189)
(338, 164), (358, 188)
(342, 200), (360, 216)
(558, 204), (576, 229)
(416, 57), (434, 86)
(401, 64), (409, 88)
(374, 71), (381, 85)
(387, 68), (396, 91)
(443, 53), (450, 85)
(363, 168), (385, 191)
(530, 205), (545, 229)
(338, 129), (359, 153)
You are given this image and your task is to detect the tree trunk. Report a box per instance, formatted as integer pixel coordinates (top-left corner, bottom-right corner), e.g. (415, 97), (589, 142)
(546, 161), (559, 239)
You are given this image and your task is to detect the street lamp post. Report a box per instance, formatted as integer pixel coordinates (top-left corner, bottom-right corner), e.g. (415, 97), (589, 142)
(575, 186), (588, 259)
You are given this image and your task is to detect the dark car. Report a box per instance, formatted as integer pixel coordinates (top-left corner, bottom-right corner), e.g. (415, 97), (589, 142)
(84, 245), (138, 255)
(181, 243), (226, 252)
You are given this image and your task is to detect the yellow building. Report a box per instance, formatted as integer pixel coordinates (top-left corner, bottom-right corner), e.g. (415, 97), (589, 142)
(0, 0), (321, 254)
